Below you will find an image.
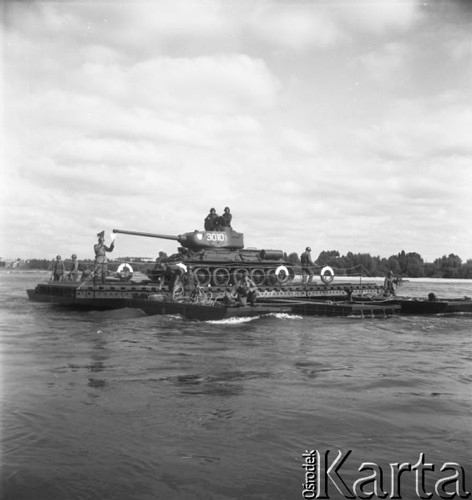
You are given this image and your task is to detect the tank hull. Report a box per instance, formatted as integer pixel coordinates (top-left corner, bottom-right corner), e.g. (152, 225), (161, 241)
(151, 249), (296, 287)
(114, 228), (295, 286)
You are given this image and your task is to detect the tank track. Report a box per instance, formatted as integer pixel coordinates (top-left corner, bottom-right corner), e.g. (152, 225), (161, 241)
(149, 263), (296, 287)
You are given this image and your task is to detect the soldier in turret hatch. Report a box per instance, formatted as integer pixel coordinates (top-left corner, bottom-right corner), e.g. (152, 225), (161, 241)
(204, 208), (219, 231)
(219, 206), (232, 229)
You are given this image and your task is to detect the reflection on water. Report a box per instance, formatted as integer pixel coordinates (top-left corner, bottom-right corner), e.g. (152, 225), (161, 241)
(0, 272), (471, 499)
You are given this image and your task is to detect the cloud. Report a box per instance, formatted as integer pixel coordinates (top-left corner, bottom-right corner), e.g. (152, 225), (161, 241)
(65, 55), (279, 114)
(244, 0), (422, 51)
(3, 0), (234, 55)
(356, 42), (411, 84)
(339, 0), (421, 35)
(3, 0), (423, 60)
(4, 48), (283, 191)
(355, 97), (472, 160)
(447, 33), (472, 62)
(248, 2), (342, 50)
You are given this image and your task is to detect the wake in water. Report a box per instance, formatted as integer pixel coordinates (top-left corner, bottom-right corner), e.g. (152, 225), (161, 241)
(206, 317), (258, 325)
(206, 312), (303, 325)
(268, 312), (303, 320)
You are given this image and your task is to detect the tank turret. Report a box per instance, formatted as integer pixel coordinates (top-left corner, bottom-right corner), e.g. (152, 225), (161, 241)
(112, 228), (244, 250)
(112, 227), (294, 287)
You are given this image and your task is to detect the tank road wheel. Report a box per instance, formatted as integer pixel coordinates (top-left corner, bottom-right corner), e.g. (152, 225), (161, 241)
(194, 267), (211, 286)
(265, 269), (278, 286)
(250, 268), (266, 286)
(287, 266), (295, 283)
(212, 268), (230, 287)
(231, 268), (249, 284)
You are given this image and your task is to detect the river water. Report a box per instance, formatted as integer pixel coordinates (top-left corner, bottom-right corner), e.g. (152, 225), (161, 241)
(1, 271), (471, 500)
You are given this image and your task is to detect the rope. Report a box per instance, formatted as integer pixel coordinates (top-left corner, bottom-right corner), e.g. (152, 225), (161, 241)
(298, 263), (369, 277)
(77, 263), (102, 289)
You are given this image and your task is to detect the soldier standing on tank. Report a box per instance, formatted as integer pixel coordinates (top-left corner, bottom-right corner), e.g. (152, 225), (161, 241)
(204, 208), (219, 231)
(300, 246), (314, 285)
(219, 207), (232, 229)
(94, 231), (115, 284)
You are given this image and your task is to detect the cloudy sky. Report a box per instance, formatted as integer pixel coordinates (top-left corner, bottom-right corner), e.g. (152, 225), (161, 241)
(1, 0), (471, 263)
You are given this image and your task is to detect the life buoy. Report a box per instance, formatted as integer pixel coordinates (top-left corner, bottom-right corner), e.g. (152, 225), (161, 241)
(117, 263), (133, 280)
(275, 265), (290, 284)
(320, 266), (334, 285)
(175, 262), (188, 273)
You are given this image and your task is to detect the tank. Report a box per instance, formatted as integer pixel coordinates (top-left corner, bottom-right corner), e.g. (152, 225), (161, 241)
(112, 228), (295, 287)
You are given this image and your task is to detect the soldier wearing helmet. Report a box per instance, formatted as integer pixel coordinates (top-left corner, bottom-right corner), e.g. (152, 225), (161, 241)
(51, 255), (65, 281)
(67, 253), (80, 281)
(383, 270), (398, 297)
(219, 206), (232, 229)
(204, 207), (219, 231)
(94, 231), (115, 284)
(300, 246), (314, 285)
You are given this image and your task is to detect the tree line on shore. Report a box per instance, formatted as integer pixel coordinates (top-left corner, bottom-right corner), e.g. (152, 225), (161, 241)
(12, 250), (472, 279)
(285, 250), (472, 279)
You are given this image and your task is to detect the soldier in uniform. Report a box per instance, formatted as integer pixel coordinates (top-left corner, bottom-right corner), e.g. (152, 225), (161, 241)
(300, 246), (314, 285)
(204, 208), (219, 231)
(160, 262), (187, 292)
(219, 206), (232, 229)
(94, 231), (115, 284)
(52, 255), (65, 281)
(233, 274), (258, 306)
(383, 270), (397, 296)
(150, 252), (168, 286)
(67, 254), (80, 281)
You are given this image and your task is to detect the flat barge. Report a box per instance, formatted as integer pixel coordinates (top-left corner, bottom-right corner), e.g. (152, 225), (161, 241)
(137, 297), (400, 320)
(27, 281), (162, 310)
(26, 279), (381, 310)
(351, 296), (472, 315)
(26, 280), (472, 320)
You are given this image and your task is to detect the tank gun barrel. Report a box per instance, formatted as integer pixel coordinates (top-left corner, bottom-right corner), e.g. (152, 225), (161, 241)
(113, 227), (244, 250)
(112, 229), (179, 242)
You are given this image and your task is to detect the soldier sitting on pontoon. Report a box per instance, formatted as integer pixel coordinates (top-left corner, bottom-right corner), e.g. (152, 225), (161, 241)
(233, 274), (258, 307)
